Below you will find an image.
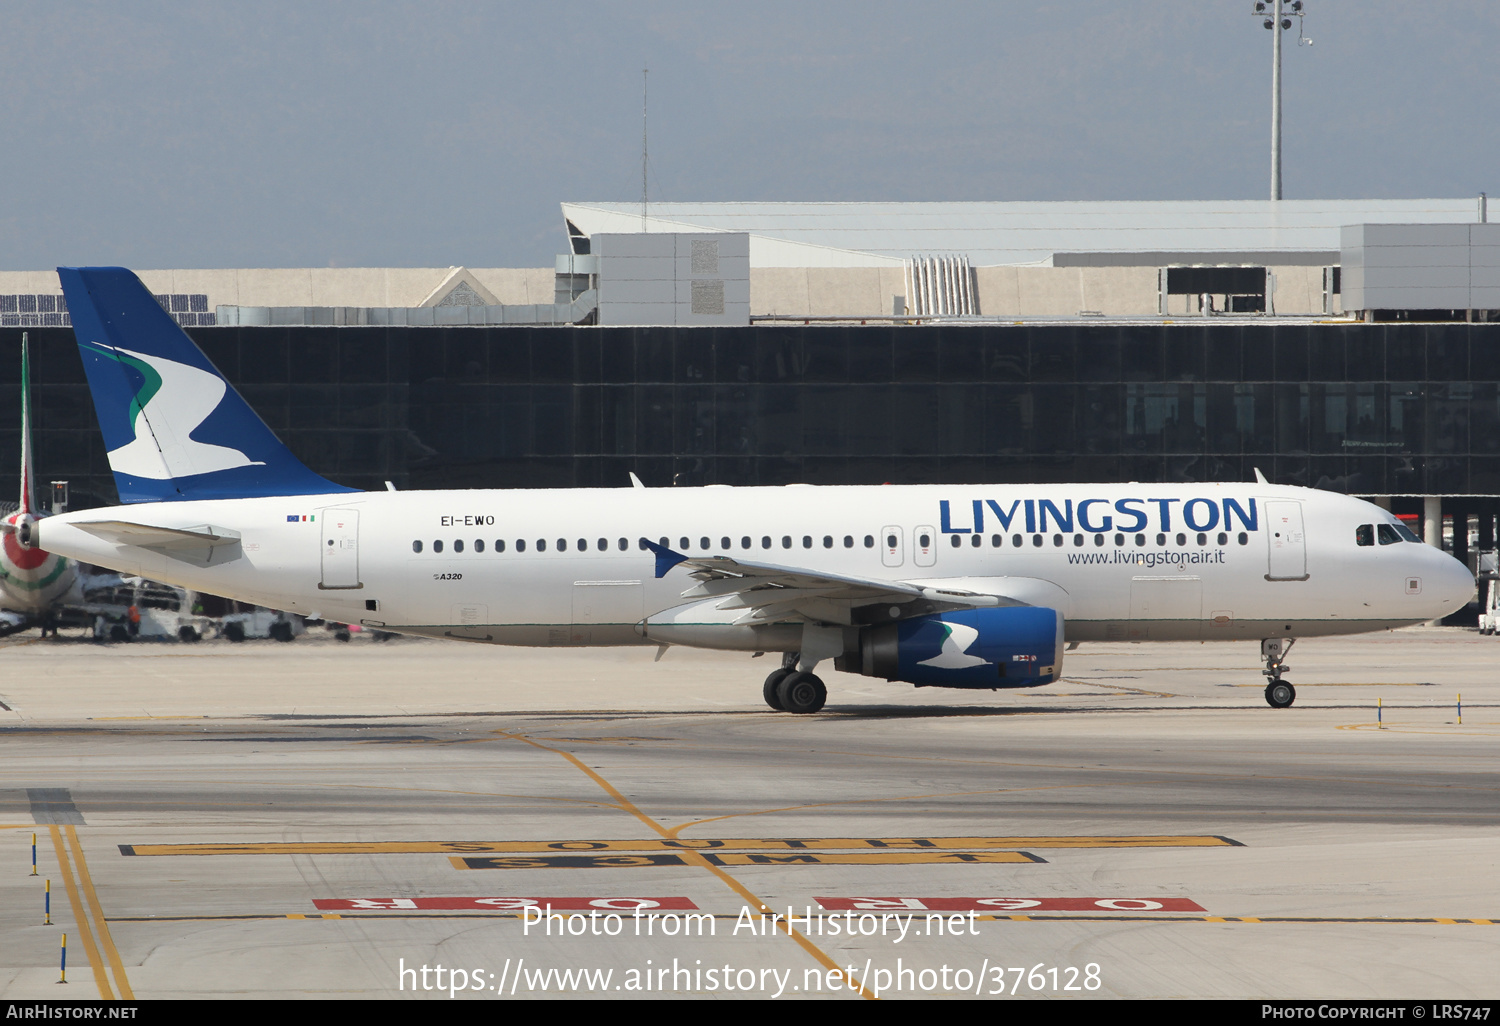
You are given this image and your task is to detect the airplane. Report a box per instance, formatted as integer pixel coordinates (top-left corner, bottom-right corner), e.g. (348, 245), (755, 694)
(1, 334), (84, 635)
(5, 267), (1476, 711)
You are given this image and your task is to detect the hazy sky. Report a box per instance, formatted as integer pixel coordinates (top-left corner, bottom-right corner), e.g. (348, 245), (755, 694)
(1, 1), (1495, 270)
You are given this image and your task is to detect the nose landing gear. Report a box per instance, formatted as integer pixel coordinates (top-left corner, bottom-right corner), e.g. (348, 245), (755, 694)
(1261, 637), (1296, 708)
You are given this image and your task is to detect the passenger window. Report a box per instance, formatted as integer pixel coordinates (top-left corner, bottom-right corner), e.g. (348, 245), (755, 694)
(762, 536), (772, 549)
(1237, 532), (1248, 545)
(1217, 533), (1227, 546)
(454, 539), (464, 553)
(991, 534), (1001, 547)
(700, 537), (710, 549)
(1175, 533), (1185, 546)
(802, 536), (812, 549)
(886, 533), (898, 548)
(843, 535), (854, 548)
(659, 536), (669, 548)
(1356, 524), (1375, 547)
(412, 540), (423, 553)
(1073, 534), (1083, 547)
(1053, 534), (1063, 547)
(1197, 533), (1206, 546)
(864, 535), (874, 548)
(638, 538), (649, 550)
(496, 539), (506, 552)
(721, 537), (731, 549)
(537, 539), (547, 552)
(950, 535), (961, 548)
(1115, 533), (1124, 546)
(1377, 524), (1402, 545)
(475, 539), (485, 553)
(434, 540), (444, 553)
(1136, 534), (1146, 546)
(782, 536), (792, 549)
(617, 538), (627, 551)
(742, 536), (752, 549)
(1012, 534), (1023, 547)
(823, 535), (833, 548)
(557, 539), (567, 552)
(578, 539), (587, 551)
(680, 537), (689, 550)
(1032, 535), (1043, 548)
(971, 535), (982, 547)
(1156, 533), (1166, 546)
(517, 539), (526, 552)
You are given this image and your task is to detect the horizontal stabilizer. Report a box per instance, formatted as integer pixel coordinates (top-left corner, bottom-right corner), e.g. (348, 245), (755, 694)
(72, 520), (241, 550)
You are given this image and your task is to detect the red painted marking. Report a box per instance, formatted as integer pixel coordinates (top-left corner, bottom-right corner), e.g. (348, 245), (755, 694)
(313, 896), (699, 911)
(816, 896), (1207, 913)
(2, 524), (48, 571)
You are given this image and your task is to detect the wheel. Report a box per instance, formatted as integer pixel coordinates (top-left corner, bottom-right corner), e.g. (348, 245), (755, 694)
(178, 625), (200, 642)
(777, 671), (827, 714)
(1265, 680), (1296, 709)
(270, 622), (295, 642)
(109, 624), (130, 643)
(224, 622), (246, 643)
(335, 629), (351, 642)
(763, 669), (790, 710)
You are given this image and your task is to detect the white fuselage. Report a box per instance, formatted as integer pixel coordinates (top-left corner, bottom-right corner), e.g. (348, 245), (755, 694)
(33, 482), (1474, 651)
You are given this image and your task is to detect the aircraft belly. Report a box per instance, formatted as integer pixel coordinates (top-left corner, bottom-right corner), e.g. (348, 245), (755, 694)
(398, 623), (650, 647)
(1067, 617), (1423, 642)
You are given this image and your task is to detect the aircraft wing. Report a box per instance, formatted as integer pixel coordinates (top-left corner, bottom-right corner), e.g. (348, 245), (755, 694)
(645, 541), (1004, 626)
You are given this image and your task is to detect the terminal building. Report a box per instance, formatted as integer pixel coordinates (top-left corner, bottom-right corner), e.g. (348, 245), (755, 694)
(3, 197), (1499, 573)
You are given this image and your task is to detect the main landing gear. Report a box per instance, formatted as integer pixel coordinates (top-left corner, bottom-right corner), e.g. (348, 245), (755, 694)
(1261, 637), (1296, 709)
(763, 653), (827, 715)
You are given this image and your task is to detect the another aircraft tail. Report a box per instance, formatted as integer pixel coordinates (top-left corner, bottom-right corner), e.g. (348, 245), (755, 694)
(58, 267), (356, 503)
(18, 333), (35, 515)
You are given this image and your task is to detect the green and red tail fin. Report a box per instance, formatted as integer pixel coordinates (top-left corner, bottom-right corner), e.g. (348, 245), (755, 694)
(18, 332), (35, 516)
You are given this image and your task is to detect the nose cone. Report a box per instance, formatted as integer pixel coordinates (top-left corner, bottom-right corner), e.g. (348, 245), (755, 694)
(1428, 547), (1477, 618)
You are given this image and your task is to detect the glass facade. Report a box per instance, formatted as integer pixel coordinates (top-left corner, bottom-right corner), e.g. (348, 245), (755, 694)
(4, 322), (1500, 509)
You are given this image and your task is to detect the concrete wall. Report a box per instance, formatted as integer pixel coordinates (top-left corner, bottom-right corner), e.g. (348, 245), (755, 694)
(2, 261), (1344, 321)
(0, 267), (556, 310)
(751, 267), (907, 317)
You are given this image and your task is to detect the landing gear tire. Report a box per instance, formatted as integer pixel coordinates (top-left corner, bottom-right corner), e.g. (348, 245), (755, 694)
(777, 671), (827, 715)
(763, 669), (791, 710)
(1265, 680), (1296, 709)
(224, 622), (246, 643)
(270, 621), (295, 643)
(178, 625), (200, 642)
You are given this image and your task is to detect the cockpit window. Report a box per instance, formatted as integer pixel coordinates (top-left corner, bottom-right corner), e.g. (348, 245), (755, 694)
(1388, 520), (1422, 543)
(1377, 524), (1403, 545)
(1355, 524), (1374, 547)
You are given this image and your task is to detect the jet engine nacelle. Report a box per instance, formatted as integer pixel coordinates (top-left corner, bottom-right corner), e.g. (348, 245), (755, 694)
(840, 606), (1063, 689)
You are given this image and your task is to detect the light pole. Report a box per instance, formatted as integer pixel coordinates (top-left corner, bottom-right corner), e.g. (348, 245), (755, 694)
(1253, 1), (1308, 200)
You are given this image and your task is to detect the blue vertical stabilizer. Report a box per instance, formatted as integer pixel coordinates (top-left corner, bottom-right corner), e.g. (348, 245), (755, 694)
(58, 267), (356, 502)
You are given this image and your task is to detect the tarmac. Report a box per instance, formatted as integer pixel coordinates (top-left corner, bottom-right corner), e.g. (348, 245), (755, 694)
(0, 625), (1495, 1000)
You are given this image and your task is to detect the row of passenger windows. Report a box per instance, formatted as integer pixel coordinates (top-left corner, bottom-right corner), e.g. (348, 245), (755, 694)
(411, 531), (1251, 554)
(412, 535), (880, 554)
(936, 531), (1249, 548)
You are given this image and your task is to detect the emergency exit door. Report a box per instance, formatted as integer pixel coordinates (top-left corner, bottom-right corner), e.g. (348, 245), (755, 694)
(320, 509), (362, 589)
(1264, 500), (1308, 581)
